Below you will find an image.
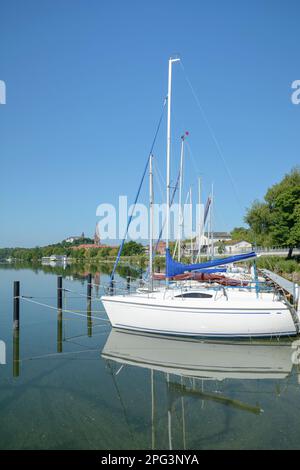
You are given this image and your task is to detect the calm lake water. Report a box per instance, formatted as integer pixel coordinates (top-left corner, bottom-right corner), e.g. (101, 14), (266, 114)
(0, 264), (300, 450)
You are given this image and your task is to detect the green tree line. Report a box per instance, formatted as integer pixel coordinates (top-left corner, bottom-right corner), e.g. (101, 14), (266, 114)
(0, 241), (145, 262)
(230, 167), (300, 258)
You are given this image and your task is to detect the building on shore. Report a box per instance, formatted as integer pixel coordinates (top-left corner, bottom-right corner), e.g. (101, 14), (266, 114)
(184, 237), (253, 258)
(65, 236), (82, 243)
(223, 240), (253, 254)
(42, 254), (68, 266)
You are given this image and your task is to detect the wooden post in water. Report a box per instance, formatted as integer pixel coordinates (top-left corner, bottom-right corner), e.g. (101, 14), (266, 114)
(57, 276), (63, 352)
(13, 281), (20, 330)
(87, 274), (92, 337)
(57, 276), (63, 310)
(87, 274), (92, 300)
(57, 309), (63, 353)
(13, 281), (20, 377)
(87, 301), (92, 338)
(127, 276), (130, 293)
(13, 325), (20, 377)
(109, 275), (114, 296)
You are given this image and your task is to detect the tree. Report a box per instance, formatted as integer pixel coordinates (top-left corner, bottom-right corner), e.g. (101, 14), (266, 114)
(122, 241), (145, 256)
(217, 241), (225, 254)
(98, 247), (111, 258)
(154, 256), (165, 273)
(230, 227), (253, 243)
(245, 168), (300, 257)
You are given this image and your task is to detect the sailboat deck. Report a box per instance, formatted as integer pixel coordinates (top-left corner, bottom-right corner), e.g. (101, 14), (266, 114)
(105, 287), (289, 311)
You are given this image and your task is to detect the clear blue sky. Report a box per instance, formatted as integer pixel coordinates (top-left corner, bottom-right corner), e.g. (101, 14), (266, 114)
(1, 0), (299, 247)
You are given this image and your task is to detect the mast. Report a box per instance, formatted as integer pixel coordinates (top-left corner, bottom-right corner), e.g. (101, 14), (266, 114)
(149, 154), (154, 291)
(197, 176), (202, 262)
(166, 373), (172, 450)
(190, 187), (193, 263)
(178, 135), (185, 262)
(209, 183), (214, 260)
(151, 369), (155, 450)
(181, 381), (186, 450)
(166, 57), (180, 280)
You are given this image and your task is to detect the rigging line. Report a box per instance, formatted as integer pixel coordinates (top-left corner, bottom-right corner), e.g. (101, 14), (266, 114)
(154, 167), (181, 253)
(21, 348), (101, 362)
(173, 190), (191, 257)
(110, 97), (168, 281)
(170, 110), (200, 182)
(185, 141), (203, 183)
(107, 360), (136, 446)
(179, 61), (244, 212)
(20, 296), (110, 322)
(153, 157), (165, 195)
(153, 154), (166, 187)
(63, 287), (102, 301)
(89, 282), (104, 289)
(62, 309), (106, 313)
(153, 158), (165, 204)
(65, 279), (105, 291)
(63, 324), (110, 342)
(143, 165), (181, 280)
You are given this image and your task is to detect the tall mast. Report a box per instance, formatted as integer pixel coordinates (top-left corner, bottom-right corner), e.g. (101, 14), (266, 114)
(149, 154), (154, 291)
(197, 176), (202, 261)
(190, 187), (193, 263)
(178, 135), (185, 262)
(166, 57), (180, 262)
(151, 369), (155, 450)
(210, 183), (214, 260)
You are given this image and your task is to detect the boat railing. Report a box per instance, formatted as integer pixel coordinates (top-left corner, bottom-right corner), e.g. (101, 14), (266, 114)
(101, 277), (281, 300)
(103, 276), (146, 297)
(170, 278), (273, 290)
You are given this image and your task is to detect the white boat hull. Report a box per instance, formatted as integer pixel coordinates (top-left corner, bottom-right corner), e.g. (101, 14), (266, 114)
(101, 290), (297, 338)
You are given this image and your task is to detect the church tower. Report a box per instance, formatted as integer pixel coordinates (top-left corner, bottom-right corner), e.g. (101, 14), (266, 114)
(94, 223), (101, 246)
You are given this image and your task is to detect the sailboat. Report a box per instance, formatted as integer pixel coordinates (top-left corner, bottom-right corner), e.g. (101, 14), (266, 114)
(101, 57), (300, 338)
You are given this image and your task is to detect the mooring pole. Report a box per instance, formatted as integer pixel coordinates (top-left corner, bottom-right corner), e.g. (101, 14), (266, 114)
(57, 309), (63, 353)
(13, 281), (20, 376)
(127, 276), (130, 293)
(86, 274), (93, 337)
(57, 276), (63, 310)
(109, 275), (114, 296)
(13, 327), (20, 377)
(13, 281), (20, 330)
(87, 274), (92, 300)
(87, 301), (92, 338)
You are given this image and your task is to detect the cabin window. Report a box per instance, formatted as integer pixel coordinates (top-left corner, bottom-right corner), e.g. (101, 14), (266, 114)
(175, 292), (213, 299)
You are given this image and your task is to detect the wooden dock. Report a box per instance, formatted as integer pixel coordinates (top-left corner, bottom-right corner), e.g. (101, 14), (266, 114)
(260, 269), (296, 298)
(260, 269), (300, 334)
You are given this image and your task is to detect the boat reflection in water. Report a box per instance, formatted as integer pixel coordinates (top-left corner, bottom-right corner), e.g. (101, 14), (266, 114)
(102, 328), (298, 381)
(102, 329), (300, 449)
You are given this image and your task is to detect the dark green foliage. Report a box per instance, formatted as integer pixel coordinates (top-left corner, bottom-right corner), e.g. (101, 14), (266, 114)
(255, 256), (300, 274)
(121, 241), (145, 256)
(230, 227), (254, 243)
(245, 168), (300, 256)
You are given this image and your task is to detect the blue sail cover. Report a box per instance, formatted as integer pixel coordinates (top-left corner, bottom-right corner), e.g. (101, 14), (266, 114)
(165, 248), (256, 278)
